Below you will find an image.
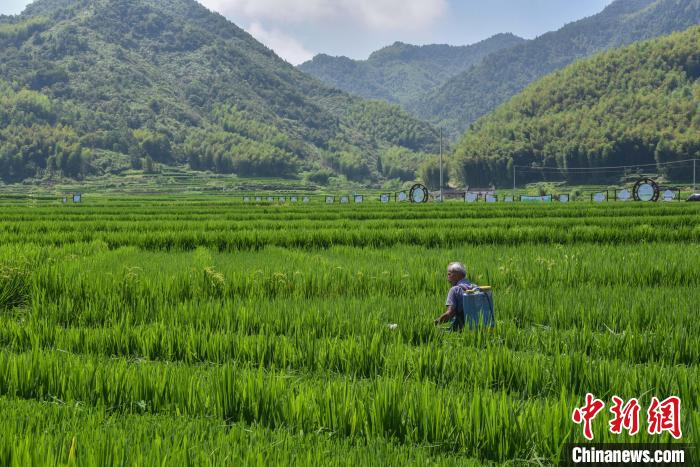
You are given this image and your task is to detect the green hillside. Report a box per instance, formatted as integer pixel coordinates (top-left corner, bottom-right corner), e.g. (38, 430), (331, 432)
(0, 0), (439, 184)
(409, 0), (700, 137)
(298, 34), (525, 105)
(452, 25), (700, 187)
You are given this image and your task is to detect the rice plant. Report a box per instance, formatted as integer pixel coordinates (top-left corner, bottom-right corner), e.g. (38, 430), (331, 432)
(0, 197), (697, 465)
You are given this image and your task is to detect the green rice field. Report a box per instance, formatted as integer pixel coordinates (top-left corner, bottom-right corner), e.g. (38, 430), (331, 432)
(0, 196), (698, 465)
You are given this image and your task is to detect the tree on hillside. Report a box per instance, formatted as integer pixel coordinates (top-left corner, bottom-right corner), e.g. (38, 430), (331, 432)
(133, 129), (172, 163)
(418, 156), (443, 190)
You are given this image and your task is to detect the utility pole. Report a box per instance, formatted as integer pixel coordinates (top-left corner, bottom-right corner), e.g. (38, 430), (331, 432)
(694, 158), (697, 192)
(513, 164), (516, 193)
(439, 127), (443, 202)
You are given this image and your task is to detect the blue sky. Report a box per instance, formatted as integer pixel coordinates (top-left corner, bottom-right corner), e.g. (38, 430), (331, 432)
(1, 0), (615, 64)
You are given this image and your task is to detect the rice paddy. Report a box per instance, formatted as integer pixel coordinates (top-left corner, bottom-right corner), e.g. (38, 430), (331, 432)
(0, 196), (698, 465)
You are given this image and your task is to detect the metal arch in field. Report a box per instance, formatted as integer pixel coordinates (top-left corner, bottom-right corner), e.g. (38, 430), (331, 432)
(409, 184), (429, 203)
(633, 178), (660, 202)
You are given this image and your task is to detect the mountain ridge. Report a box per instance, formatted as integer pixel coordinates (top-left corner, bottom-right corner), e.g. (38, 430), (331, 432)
(298, 33), (525, 105)
(0, 0), (439, 184)
(451, 25), (700, 188)
(409, 0), (700, 137)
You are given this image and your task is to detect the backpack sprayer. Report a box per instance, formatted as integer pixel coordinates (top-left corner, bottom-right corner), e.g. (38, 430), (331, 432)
(462, 286), (495, 329)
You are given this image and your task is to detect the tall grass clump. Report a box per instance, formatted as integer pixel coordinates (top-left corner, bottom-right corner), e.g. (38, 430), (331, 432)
(0, 263), (29, 311)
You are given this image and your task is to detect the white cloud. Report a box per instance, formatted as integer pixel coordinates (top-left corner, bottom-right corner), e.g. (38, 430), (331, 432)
(200, 0), (447, 30)
(351, 0), (447, 30)
(246, 22), (314, 65)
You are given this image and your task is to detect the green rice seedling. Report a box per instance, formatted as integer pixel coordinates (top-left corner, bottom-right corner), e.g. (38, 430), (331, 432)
(0, 197), (698, 465)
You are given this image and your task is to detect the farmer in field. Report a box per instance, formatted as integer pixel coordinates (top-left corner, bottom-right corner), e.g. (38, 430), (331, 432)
(434, 262), (476, 331)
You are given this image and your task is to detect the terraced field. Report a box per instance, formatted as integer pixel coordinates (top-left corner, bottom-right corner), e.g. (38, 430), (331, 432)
(0, 197), (698, 465)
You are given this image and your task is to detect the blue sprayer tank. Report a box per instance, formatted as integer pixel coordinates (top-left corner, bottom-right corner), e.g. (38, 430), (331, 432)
(462, 286), (495, 329)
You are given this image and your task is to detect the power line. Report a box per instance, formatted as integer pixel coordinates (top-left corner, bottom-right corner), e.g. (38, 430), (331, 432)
(516, 167), (682, 174)
(512, 158), (698, 192)
(514, 158), (698, 171)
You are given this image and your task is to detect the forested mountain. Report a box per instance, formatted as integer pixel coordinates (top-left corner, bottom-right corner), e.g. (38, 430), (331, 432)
(298, 34), (525, 106)
(409, 0), (700, 137)
(452, 25), (700, 188)
(0, 0), (440, 184)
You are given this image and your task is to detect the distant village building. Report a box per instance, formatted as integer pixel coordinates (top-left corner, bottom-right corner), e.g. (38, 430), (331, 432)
(432, 189), (468, 200)
(466, 185), (496, 199)
(430, 185), (496, 201)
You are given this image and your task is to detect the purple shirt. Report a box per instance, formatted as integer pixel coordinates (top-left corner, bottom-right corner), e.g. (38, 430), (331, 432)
(446, 279), (476, 315)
